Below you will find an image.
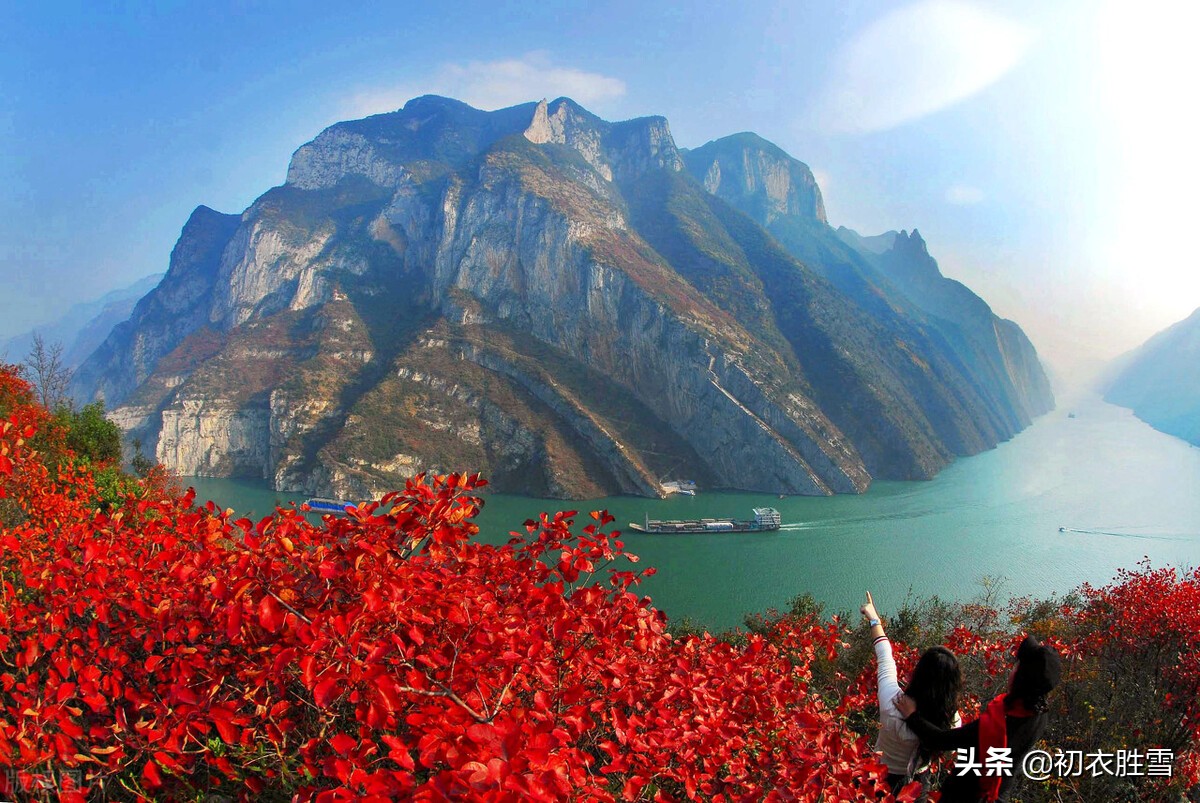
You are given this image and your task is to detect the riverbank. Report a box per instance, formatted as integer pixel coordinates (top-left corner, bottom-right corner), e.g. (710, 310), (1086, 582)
(185, 394), (1200, 631)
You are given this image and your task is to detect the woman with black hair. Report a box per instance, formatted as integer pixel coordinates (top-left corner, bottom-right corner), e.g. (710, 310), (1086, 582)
(895, 634), (1063, 802)
(861, 592), (962, 796)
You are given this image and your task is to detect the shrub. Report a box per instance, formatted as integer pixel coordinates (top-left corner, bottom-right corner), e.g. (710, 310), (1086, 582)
(0, 362), (1197, 801)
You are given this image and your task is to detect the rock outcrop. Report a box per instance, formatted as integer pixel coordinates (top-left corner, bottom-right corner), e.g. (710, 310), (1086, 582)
(73, 95), (1054, 498)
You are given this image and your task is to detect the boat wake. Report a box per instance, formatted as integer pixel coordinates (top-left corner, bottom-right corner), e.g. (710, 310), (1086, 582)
(1058, 527), (1187, 542)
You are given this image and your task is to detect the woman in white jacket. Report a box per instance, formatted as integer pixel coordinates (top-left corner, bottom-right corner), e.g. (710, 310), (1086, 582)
(861, 591), (962, 797)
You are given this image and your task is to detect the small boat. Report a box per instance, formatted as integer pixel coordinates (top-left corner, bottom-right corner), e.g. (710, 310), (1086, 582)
(304, 497), (355, 514)
(629, 507), (782, 534)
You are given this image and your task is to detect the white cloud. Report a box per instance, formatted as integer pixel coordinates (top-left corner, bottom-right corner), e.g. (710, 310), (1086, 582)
(344, 53), (627, 119)
(945, 184), (984, 205)
(810, 1), (1034, 134)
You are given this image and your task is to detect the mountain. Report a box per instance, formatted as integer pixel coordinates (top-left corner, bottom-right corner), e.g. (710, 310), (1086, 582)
(835, 225), (1053, 428)
(683, 133), (1053, 472)
(2, 274), (164, 369)
(1104, 308), (1200, 446)
(71, 96), (1053, 499)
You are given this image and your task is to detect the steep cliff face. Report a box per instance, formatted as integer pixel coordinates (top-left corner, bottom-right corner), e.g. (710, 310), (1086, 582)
(1105, 308), (1200, 446)
(70, 206), (241, 405)
(683, 135), (1053, 475)
(74, 95), (1053, 498)
(869, 229), (1053, 420)
(684, 132), (826, 225)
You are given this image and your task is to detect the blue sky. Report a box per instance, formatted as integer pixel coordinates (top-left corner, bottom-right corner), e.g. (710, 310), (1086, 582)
(3, 1), (1197, 379)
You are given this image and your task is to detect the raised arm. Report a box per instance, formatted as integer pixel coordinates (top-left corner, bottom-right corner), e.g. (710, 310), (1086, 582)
(862, 591), (902, 708)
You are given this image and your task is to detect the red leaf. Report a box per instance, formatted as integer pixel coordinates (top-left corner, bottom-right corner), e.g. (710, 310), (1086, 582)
(142, 759), (163, 788)
(377, 682), (404, 719)
(300, 654), (317, 687)
(313, 676), (339, 708)
(258, 594), (284, 632)
(381, 734), (415, 770)
(330, 733), (357, 755)
(214, 716), (238, 745)
(226, 601), (243, 640)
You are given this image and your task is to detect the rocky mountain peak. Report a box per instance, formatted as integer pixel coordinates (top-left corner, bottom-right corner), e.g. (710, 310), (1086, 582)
(894, 228), (928, 252)
(285, 94), (683, 192)
(872, 229), (949, 297)
(887, 229), (937, 274)
(523, 97), (613, 179)
(606, 113), (683, 180)
(682, 132), (826, 225)
(524, 97), (683, 182)
(286, 95), (538, 189)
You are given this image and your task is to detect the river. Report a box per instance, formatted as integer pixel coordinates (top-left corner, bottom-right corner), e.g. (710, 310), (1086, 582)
(185, 394), (1200, 631)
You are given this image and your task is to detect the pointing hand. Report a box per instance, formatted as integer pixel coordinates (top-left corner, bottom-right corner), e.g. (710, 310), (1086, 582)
(861, 591), (879, 622)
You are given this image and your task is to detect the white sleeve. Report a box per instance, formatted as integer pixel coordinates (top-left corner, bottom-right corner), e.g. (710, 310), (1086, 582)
(874, 637), (918, 741)
(874, 636), (903, 710)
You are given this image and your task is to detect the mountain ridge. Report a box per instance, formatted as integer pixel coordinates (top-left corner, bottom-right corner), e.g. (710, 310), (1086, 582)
(72, 95), (1053, 498)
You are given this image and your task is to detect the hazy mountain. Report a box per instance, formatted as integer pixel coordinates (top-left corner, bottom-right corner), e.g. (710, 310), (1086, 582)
(72, 96), (1053, 499)
(3, 273), (163, 369)
(1104, 307), (1200, 445)
(836, 225), (1054, 426)
(684, 134), (1053, 468)
(835, 226), (897, 255)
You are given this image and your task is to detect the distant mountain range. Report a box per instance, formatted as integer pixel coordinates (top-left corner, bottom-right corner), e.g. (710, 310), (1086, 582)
(2, 274), (163, 369)
(1104, 307), (1200, 446)
(70, 96), (1053, 499)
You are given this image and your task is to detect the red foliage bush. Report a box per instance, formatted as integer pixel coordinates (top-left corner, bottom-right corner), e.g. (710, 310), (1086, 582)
(0, 366), (893, 800)
(1, 363), (1197, 802)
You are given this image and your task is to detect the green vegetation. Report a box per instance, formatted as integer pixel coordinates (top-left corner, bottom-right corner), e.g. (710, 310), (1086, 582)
(57, 401), (122, 465)
(0, 363), (140, 521)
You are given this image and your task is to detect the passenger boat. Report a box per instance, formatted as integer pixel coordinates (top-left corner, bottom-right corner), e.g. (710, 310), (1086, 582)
(628, 507), (782, 534)
(304, 497), (355, 514)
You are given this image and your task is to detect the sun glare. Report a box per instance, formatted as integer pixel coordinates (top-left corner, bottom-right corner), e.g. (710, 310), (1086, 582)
(1095, 1), (1200, 323)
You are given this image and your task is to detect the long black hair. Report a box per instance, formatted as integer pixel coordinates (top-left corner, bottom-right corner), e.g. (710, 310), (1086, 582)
(904, 646), (962, 729)
(1007, 635), (1062, 713)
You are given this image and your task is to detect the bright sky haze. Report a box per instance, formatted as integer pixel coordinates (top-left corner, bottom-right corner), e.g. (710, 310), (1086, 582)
(3, 0), (1197, 383)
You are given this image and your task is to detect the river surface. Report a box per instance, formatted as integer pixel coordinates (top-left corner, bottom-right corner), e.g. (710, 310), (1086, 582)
(185, 394), (1200, 631)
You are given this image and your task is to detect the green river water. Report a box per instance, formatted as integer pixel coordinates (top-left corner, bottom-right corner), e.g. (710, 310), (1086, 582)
(185, 394), (1200, 631)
